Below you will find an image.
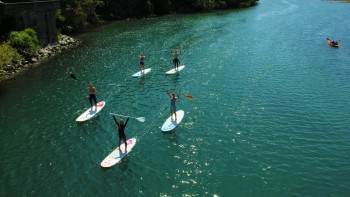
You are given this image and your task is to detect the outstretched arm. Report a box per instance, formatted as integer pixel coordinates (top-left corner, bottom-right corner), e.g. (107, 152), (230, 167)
(166, 89), (171, 98)
(113, 115), (119, 126)
(124, 117), (130, 127)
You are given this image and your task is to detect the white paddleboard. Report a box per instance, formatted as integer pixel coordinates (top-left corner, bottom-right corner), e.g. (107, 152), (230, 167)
(100, 138), (137, 168)
(76, 101), (106, 122)
(165, 65), (185, 75)
(132, 68), (151, 77)
(161, 110), (185, 132)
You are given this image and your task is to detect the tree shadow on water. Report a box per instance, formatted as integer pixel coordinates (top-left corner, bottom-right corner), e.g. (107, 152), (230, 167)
(0, 84), (9, 97)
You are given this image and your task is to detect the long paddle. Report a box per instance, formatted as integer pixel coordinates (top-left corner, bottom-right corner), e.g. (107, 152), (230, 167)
(110, 113), (145, 123)
(69, 73), (92, 88)
(166, 89), (193, 100)
(326, 38), (341, 43)
(69, 73), (78, 80)
(69, 73), (85, 84)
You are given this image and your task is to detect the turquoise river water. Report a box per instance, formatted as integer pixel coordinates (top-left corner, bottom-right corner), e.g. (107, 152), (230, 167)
(1, 0), (350, 196)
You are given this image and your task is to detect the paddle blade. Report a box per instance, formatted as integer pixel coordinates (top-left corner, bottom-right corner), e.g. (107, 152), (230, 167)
(69, 73), (77, 80)
(184, 94), (193, 100)
(135, 117), (145, 122)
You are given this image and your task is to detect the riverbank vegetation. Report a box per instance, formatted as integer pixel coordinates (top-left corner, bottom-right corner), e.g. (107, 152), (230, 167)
(0, 28), (79, 81)
(0, 43), (21, 72)
(57, 0), (258, 33)
(0, 28), (39, 73)
(7, 28), (41, 58)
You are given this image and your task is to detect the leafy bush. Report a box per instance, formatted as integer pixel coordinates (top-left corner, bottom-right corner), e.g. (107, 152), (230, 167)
(58, 0), (257, 31)
(8, 28), (40, 58)
(0, 43), (21, 70)
(57, 32), (63, 41)
(151, 0), (171, 15)
(59, 0), (104, 32)
(55, 8), (66, 29)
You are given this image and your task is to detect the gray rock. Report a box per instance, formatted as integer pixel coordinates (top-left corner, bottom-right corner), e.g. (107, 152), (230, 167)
(30, 58), (38, 63)
(39, 49), (49, 55)
(4, 65), (13, 71)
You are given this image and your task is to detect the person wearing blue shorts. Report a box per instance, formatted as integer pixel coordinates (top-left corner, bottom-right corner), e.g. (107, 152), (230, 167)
(166, 89), (179, 121)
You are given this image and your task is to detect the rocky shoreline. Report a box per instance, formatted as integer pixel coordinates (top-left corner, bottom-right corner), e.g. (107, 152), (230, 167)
(0, 35), (81, 82)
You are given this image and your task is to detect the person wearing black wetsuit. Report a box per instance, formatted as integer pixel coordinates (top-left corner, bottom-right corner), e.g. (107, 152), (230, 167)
(113, 115), (129, 152)
(173, 51), (180, 70)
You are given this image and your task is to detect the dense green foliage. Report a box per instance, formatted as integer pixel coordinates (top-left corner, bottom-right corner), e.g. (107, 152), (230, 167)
(57, 0), (257, 33)
(7, 28), (40, 58)
(0, 43), (21, 72)
(98, 0), (153, 20)
(58, 0), (104, 32)
(151, 0), (171, 15)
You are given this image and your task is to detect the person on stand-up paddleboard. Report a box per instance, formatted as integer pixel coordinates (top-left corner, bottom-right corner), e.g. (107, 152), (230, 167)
(86, 84), (97, 110)
(173, 50), (180, 70)
(112, 115), (129, 152)
(139, 54), (145, 73)
(166, 89), (179, 121)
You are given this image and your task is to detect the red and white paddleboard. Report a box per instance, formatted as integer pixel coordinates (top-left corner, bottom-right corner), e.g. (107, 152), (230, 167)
(76, 101), (106, 122)
(100, 138), (137, 168)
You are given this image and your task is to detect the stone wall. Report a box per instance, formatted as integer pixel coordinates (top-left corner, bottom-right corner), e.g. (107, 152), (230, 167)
(2, 0), (60, 46)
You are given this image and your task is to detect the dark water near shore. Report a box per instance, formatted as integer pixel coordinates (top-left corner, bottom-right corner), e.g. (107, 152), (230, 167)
(1, 0), (350, 196)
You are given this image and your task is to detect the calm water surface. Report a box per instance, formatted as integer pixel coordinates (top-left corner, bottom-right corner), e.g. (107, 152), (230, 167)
(1, 0), (350, 196)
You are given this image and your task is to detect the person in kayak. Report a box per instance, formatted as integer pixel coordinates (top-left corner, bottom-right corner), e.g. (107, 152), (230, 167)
(112, 115), (130, 152)
(328, 38), (339, 46)
(139, 54), (145, 73)
(86, 83), (97, 110)
(166, 89), (179, 121)
(173, 50), (180, 70)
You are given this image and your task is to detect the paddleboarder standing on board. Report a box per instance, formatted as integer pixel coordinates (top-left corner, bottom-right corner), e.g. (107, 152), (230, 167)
(86, 84), (97, 110)
(166, 89), (179, 121)
(173, 50), (180, 70)
(112, 115), (130, 152)
(139, 54), (145, 73)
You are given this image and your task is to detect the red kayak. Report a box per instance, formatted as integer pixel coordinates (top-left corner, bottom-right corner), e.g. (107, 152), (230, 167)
(327, 39), (339, 48)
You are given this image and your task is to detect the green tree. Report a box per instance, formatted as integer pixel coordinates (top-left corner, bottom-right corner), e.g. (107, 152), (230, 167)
(0, 43), (21, 72)
(151, 0), (171, 15)
(170, 0), (193, 12)
(98, 0), (153, 19)
(8, 28), (40, 58)
(193, 0), (216, 10)
(57, 0), (257, 32)
(83, 0), (104, 24)
(55, 8), (65, 28)
(59, 0), (103, 32)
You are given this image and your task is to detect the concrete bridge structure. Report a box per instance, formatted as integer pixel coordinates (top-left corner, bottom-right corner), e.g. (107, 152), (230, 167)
(0, 0), (60, 46)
